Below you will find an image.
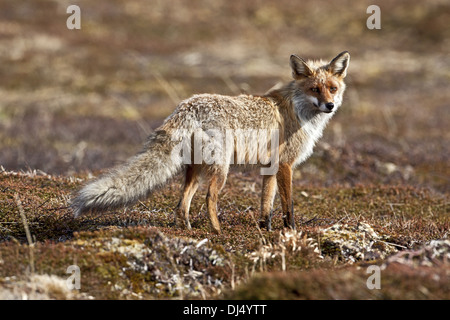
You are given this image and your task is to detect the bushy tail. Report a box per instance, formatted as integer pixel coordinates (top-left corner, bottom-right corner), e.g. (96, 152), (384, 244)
(71, 130), (182, 217)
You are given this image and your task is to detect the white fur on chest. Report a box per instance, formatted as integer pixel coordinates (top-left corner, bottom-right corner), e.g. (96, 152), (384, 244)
(293, 110), (333, 167)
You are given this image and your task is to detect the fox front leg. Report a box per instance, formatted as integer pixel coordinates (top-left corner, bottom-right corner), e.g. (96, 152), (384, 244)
(260, 174), (277, 230)
(276, 163), (296, 230)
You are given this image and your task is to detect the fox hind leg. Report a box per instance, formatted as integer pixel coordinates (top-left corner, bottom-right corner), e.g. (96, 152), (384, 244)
(205, 166), (228, 234)
(175, 165), (200, 230)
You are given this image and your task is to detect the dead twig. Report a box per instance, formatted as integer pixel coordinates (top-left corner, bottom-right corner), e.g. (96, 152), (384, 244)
(15, 193), (35, 274)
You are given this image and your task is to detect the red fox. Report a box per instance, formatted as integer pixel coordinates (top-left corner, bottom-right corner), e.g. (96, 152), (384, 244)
(72, 51), (350, 234)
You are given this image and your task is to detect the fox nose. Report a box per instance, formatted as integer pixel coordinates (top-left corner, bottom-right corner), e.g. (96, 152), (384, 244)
(325, 102), (334, 111)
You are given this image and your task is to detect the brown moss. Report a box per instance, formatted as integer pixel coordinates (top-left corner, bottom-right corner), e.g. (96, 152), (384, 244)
(224, 263), (450, 300)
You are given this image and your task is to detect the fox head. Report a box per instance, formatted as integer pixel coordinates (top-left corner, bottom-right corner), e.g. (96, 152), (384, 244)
(290, 51), (350, 114)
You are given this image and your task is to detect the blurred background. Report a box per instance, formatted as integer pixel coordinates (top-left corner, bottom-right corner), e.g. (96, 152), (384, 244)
(0, 0), (448, 192)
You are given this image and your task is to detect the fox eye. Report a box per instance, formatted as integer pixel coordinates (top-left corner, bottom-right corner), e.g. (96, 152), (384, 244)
(330, 87), (337, 93)
(311, 87), (319, 93)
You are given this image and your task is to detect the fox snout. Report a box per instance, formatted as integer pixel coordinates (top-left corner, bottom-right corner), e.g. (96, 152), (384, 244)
(307, 96), (336, 113)
(317, 101), (335, 113)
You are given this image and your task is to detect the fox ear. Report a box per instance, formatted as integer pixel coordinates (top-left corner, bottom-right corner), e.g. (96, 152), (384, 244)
(290, 54), (313, 79)
(328, 51), (350, 78)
